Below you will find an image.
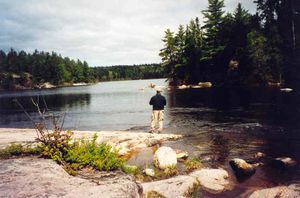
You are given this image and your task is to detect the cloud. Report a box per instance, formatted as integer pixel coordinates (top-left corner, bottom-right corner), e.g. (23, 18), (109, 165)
(0, 0), (256, 66)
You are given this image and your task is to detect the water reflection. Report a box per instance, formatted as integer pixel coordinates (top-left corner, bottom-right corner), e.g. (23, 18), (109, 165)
(164, 86), (300, 186)
(0, 93), (91, 128)
(0, 93), (91, 112)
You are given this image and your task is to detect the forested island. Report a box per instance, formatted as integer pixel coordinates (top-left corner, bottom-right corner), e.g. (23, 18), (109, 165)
(93, 64), (164, 81)
(0, 49), (164, 90)
(160, 0), (300, 88)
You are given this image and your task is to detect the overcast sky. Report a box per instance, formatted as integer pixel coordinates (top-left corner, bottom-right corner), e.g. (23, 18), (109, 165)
(0, 0), (256, 66)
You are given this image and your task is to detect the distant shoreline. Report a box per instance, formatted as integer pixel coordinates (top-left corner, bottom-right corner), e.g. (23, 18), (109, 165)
(0, 77), (167, 91)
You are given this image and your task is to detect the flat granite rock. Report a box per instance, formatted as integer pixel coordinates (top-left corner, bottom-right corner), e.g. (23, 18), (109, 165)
(0, 129), (182, 155)
(142, 175), (198, 198)
(142, 168), (232, 197)
(249, 184), (300, 198)
(0, 157), (141, 198)
(189, 168), (231, 194)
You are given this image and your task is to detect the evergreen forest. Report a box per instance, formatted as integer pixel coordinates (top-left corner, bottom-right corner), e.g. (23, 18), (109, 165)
(159, 0), (300, 87)
(0, 49), (164, 89)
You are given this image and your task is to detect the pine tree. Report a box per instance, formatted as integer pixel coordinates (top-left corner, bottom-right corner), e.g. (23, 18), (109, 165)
(255, 0), (283, 83)
(201, 0), (225, 62)
(159, 29), (176, 81)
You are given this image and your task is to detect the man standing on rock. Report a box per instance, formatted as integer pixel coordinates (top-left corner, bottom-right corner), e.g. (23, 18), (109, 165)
(149, 87), (167, 133)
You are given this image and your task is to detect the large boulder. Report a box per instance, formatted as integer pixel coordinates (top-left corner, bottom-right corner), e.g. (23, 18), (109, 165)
(229, 158), (256, 180)
(249, 184), (300, 198)
(142, 168), (231, 197)
(0, 157), (141, 198)
(142, 175), (198, 198)
(154, 146), (177, 169)
(190, 168), (231, 194)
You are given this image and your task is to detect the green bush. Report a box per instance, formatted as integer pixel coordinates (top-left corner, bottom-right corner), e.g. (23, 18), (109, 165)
(0, 131), (125, 175)
(0, 143), (44, 159)
(36, 124), (73, 164)
(122, 165), (139, 174)
(64, 134), (124, 172)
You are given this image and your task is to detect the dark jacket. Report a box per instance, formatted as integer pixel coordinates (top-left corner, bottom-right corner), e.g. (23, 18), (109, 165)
(149, 93), (167, 110)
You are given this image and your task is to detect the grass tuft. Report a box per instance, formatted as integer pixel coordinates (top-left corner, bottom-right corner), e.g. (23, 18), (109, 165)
(185, 157), (202, 172)
(0, 143), (44, 159)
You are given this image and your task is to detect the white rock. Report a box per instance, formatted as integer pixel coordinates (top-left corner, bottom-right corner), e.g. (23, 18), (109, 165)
(177, 85), (189, 89)
(190, 85), (202, 89)
(41, 82), (56, 89)
(142, 175), (198, 198)
(143, 168), (155, 177)
(249, 184), (300, 198)
(280, 88), (293, 92)
(154, 146), (177, 169)
(198, 82), (212, 88)
(175, 150), (189, 161)
(142, 168), (231, 197)
(190, 168), (231, 194)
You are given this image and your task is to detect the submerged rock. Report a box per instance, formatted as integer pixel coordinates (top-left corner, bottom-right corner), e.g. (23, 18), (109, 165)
(272, 157), (297, 170)
(229, 158), (256, 180)
(154, 146), (177, 169)
(175, 150), (189, 161)
(249, 184), (300, 198)
(254, 152), (266, 159)
(190, 168), (231, 194)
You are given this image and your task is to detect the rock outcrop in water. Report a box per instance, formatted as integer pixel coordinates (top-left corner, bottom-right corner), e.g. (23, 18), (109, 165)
(271, 157), (297, 170)
(142, 168), (231, 197)
(229, 158), (256, 180)
(175, 149), (189, 161)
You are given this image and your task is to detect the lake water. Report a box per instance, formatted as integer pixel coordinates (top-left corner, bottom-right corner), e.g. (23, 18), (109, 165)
(1, 78), (300, 196)
(0, 79), (168, 130)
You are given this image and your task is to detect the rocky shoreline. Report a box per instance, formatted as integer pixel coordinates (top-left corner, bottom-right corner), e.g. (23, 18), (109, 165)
(0, 128), (299, 198)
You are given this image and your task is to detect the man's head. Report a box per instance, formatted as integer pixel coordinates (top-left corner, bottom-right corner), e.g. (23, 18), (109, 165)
(155, 87), (162, 93)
